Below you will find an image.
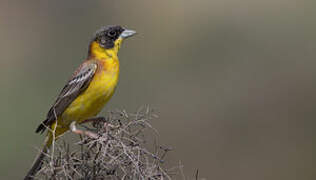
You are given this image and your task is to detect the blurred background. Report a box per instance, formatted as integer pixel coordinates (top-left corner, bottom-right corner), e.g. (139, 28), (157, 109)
(1, 0), (315, 179)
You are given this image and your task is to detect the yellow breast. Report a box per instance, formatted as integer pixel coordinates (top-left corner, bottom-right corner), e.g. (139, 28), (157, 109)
(61, 59), (119, 124)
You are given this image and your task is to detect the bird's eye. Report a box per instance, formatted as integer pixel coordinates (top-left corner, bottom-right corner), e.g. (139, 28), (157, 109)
(108, 30), (116, 38)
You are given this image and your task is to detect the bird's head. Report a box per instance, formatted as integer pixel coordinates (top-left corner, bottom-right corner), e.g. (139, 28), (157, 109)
(88, 25), (136, 59)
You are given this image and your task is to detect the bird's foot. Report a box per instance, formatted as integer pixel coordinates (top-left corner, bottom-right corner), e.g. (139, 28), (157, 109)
(70, 121), (99, 139)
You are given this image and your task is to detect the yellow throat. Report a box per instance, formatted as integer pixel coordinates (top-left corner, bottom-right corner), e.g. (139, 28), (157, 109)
(89, 38), (123, 60)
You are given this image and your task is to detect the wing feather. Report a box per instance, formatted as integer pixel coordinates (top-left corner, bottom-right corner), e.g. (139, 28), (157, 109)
(35, 62), (97, 133)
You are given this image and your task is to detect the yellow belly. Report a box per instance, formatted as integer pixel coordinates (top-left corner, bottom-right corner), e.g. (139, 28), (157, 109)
(61, 68), (119, 126)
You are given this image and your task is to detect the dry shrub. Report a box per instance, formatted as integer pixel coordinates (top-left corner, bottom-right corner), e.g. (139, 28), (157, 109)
(34, 107), (182, 180)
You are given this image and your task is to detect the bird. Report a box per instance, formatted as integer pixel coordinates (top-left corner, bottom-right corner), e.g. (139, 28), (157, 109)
(24, 25), (136, 179)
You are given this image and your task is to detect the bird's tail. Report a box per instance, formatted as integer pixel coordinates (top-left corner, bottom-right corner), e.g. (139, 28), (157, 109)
(24, 134), (53, 180)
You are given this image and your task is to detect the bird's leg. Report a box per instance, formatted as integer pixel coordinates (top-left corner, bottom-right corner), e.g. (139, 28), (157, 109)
(70, 121), (98, 139)
(79, 116), (107, 127)
(80, 116), (119, 129)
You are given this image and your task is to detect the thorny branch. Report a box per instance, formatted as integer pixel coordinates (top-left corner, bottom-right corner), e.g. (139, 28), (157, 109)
(34, 107), (183, 180)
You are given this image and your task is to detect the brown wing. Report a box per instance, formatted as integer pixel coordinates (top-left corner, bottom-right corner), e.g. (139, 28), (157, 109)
(35, 62), (98, 133)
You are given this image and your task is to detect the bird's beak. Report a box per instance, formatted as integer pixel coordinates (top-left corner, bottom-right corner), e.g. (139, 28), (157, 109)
(120, 29), (136, 39)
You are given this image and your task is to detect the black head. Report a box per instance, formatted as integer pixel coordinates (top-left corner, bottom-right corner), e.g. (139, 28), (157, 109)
(93, 25), (125, 49)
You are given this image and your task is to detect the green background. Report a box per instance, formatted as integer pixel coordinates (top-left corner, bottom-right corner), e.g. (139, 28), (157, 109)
(1, 0), (315, 179)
